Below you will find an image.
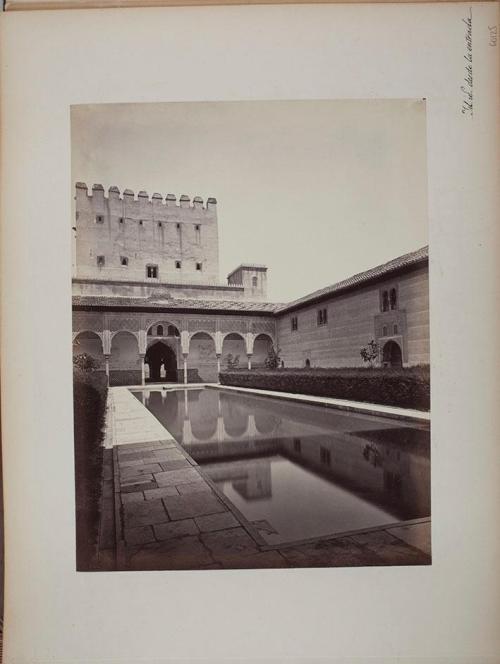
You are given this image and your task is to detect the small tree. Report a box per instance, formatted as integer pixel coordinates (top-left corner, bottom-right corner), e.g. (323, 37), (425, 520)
(265, 345), (282, 369)
(226, 353), (240, 370)
(360, 340), (379, 368)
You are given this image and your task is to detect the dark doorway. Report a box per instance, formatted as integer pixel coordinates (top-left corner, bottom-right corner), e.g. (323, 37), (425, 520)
(382, 340), (403, 368)
(145, 342), (177, 382)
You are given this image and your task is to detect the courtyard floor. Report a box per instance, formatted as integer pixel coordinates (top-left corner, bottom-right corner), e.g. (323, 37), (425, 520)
(97, 386), (431, 571)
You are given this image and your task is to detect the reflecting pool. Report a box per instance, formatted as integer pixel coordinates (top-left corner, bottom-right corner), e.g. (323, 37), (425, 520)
(133, 387), (430, 545)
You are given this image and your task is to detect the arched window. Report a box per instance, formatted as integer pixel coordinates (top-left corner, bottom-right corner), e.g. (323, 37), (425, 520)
(393, 324), (398, 335)
(157, 325), (164, 336)
(382, 326), (388, 337)
(382, 290), (389, 312)
(390, 288), (398, 310)
(305, 358), (311, 368)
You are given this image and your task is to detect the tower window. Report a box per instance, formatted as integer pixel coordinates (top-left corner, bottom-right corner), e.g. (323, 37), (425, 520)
(305, 358), (311, 368)
(158, 221), (162, 228)
(291, 316), (298, 331)
(196, 262), (202, 271)
(95, 215), (104, 224)
(317, 308), (328, 326)
(175, 261), (182, 269)
(96, 255), (105, 267)
(119, 217), (124, 224)
(146, 264), (158, 278)
(120, 256), (128, 266)
(139, 220), (143, 226)
(176, 223), (181, 230)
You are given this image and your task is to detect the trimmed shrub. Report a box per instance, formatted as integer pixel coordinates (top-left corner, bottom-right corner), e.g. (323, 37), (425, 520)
(73, 368), (108, 570)
(219, 366), (430, 411)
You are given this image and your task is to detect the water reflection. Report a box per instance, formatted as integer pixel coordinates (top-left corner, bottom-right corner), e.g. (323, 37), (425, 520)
(135, 388), (430, 544)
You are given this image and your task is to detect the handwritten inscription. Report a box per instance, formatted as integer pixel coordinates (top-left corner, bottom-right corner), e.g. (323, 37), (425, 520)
(461, 8), (473, 117)
(488, 25), (497, 47)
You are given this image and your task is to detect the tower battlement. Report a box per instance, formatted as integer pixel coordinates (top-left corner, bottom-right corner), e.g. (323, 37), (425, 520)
(76, 182), (217, 212)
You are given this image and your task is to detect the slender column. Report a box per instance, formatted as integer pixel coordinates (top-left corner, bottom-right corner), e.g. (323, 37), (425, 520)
(183, 353), (188, 385)
(217, 415), (225, 442)
(140, 354), (145, 386)
(104, 354), (110, 386)
(247, 354), (253, 370)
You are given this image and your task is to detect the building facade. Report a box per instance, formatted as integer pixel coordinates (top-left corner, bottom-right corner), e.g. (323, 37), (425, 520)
(72, 183), (429, 385)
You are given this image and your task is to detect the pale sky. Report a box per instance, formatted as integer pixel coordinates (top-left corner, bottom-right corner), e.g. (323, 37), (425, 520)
(71, 100), (428, 303)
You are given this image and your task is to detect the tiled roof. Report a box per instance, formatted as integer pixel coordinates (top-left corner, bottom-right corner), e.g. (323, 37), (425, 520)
(72, 245), (428, 316)
(275, 245), (429, 313)
(72, 295), (282, 314)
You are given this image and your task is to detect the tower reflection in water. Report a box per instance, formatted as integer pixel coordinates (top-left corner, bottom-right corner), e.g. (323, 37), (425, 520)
(136, 388), (430, 545)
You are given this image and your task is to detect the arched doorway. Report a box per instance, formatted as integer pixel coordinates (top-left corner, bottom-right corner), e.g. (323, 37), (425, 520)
(253, 333), (273, 368)
(382, 340), (403, 368)
(145, 342), (177, 382)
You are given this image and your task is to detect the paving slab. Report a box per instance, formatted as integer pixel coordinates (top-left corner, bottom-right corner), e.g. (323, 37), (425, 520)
(144, 486), (179, 500)
(279, 536), (380, 568)
(163, 492), (227, 520)
(176, 481), (213, 496)
(350, 530), (430, 565)
(124, 526), (156, 546)
(154, 519), (199, 541)
(195, 512), (239, 533)
(200, 527), (260, 561)
(154, 467), (201, 487)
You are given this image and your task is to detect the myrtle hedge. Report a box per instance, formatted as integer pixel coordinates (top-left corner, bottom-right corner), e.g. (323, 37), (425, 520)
(219, 366), (430, 411)
(73, 368), (108, 570)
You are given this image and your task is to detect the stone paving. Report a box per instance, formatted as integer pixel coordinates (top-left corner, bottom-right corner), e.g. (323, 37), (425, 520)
(100, 386), (431, 571)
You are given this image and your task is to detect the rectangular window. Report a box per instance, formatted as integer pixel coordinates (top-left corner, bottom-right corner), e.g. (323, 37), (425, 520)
(196, 262), (202, 271)
(320, 446), (331, 466)
(146, 265), (158, 278)
(96, 255), (105, 267)
(120, 256), (128, 266)
(291, 316), (298, 331)
(317, 308), (328, 326)
(95, 215), (104, 224)
(175, 261), (182, 269)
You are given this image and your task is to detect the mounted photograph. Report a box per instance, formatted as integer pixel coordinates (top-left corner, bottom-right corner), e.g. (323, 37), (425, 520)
(71, 99), (430, 572)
